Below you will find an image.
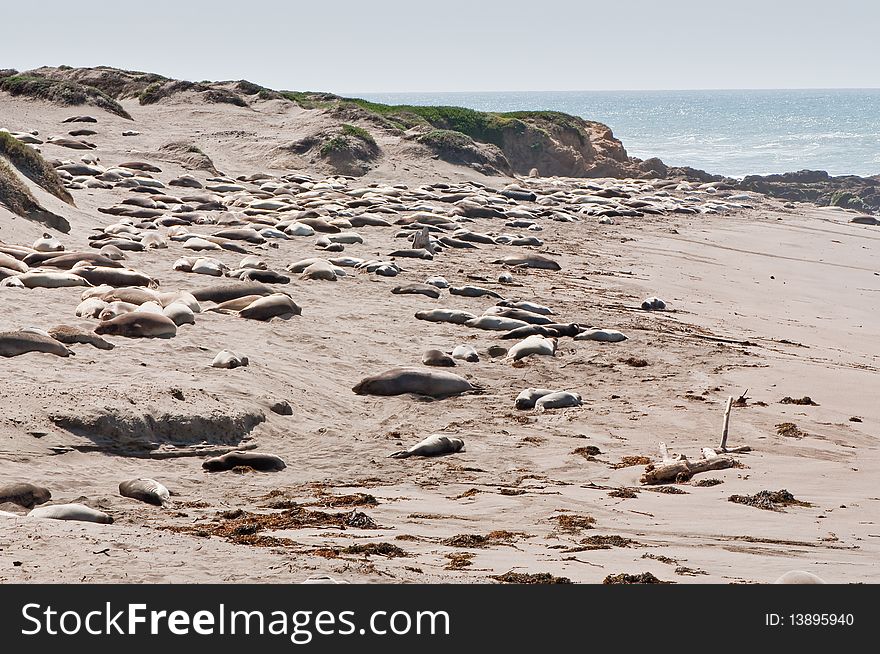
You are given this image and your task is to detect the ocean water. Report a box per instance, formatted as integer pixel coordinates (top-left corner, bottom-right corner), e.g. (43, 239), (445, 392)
(354, 90), (880, 178)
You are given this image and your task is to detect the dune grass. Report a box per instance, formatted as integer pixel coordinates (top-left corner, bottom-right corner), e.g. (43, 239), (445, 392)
(0, 132), (73, 204)
(0, 74), (132, 119)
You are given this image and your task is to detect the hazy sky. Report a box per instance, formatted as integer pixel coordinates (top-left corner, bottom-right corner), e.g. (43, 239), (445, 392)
(2, 0), (877, 93)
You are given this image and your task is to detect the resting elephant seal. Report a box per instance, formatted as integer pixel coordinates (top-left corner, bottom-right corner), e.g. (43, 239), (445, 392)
(33, 233), (64, 253)
(465, 316), (530, 332)
(575, 329), (627, 342)
(300, 260), (337, 281)
(507, 335), (557, 361)
(424, 276), (449, 288)
(205, 295), (264, 312)
(0, 330), (74, 357)
(493, 254), (561, 271)
(451, 344), (479, 362)
(535, 391), (582, 411)
(773, 571), (826, 584)
(422, 349), (455, 367)
(497, 300), (554, 315)
(389, 435), (465, 459)
(486, 308), (554, 325)
(48, 325), (114, 350)
(353, 368), (478, 398)
(202, 451), (286, 472)
(119, 479), (170, 506)
(99, 301), (139, 320)
(28, 503), (113, 524)
(94, 313), (178, 338)
(212, 349), (249, 368)
(238, 294), (301, 321)
(191, 282), (273, 303)
(515, 388), (557, 410)
(163, 302), (196, 326)
(99, 287), (161, 305)
(392, 283), (440, 299)
(415, 309), (476, 325)
(72, 265), (157, 288)
(388, 248), (433, 260)
(501, 324), (579, 339)
(11, 271), (91, 289)
(0, 483), (51, 508)
(450, 285), (503, 299)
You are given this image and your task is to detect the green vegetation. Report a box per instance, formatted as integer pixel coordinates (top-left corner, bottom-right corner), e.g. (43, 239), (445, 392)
(0, 75), (131, 119)
(0, 158), (70, 231)
(319, 124), (377, 157)
(340, 123), (376, 144)
(829, 190), (869, 212)
(0, 131), (73, 204)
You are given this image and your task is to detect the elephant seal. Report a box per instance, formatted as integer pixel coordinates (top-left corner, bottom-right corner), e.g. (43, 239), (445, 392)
(497, 300), (554, 315)
(163, 302), (196, 326)
(0, 483), (51, 508)
(451, 344), (479, 362)
(238, 294), (301, 321)
(465, 316), (530, 332)
(119, 479), (170, 506)
(99, 244), (127, 260)
(507, 335), (557, 361)
(94, 313), (177, 338)
(450, 285), (503, 299)
(388, 248), (433, 260)
(99, 287), (160, 305)
(641, 297), (667, 311)
(515, 388), (556, 410)
(72, 265), (157, 288)
(11, 271), (92, 289)
(498, 272), (514, 284)
(205, 295), (264, 312)
(501, 324), (577, 339)
(392, 283), (441, 299)
(192, 282), (273, 303)
(0, 330), (73, 357)
(212, 349), (249, 368)
(48, 325), (115, 350)
(0, 252), (28, 273)
(424, 276), (449, 288)
(575, 329), (627, 342)
(353, 368), (478, 398)
(493, 254), (561, 271)
(389, 435), (465, 459)
(415, 309), (476, 325)
(202, 451), (286, 472)
(28, 503), (112, 524)
(486, 308), (554, 325)
(422, 349), (456, 367)
(75, 297), (108, 318)
(240, 269), (291, 284)
(35, 252), (124, 270)
(300, 260), (337, 281)
(33, 233), (64, 253)
(535, 391), (582, 411)
(99, 301), (139, 320)
(773, 571), (826, 584)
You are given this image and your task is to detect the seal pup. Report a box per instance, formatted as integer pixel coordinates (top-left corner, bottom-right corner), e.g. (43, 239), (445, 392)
(0, 330), (74, 357)
(28, 503), (113, 524)
(119, 479), (170, 506)
(535, 391), (582, 411)
(300, 260), (337, 281)
(575, 329), (627, 342)
(94, 313), (178, 338)
(0, 483), (51, 508)
(353, 368), (478, 398)
(33, 233), (64, 253)
(163, 302), (196, 326)
(389, 435), (465, 459)
(425, 276), (450, 288)
(451, 344), (479, 362)
(212, 349), (249, 369)
(422, 349), (456, 367)
(202, 451), (286, 472)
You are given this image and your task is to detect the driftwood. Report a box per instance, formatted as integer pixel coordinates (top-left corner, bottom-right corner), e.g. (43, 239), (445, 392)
(641, 398), (751, 484)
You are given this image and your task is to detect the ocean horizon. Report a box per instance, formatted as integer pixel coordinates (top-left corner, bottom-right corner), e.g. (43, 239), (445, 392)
(352, 89), (880, 179)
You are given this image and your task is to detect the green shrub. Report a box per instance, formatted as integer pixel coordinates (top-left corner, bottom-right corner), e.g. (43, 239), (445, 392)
(0, 132), (73, 204)
(0, 75), (132, 119)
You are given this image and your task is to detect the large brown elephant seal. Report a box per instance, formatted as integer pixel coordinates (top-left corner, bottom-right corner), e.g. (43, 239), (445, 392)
(0, 330), (74, 357)
(391, 284), (441, 299)
(28, 503), (113, 524)
(202, 451), (286, 472)
(94, 313), (178, 338)
(415, 309), (476, 324)
(389, 435), (465, 459)
(353, 368), (478, 398)
(119, 479), (170, 506)
(422, 349), (456, 367)
(192, 282), (274, 303)
(493, 254), (561, 271)
(0, 483), (51, 508)
(48, 325), (115, 350)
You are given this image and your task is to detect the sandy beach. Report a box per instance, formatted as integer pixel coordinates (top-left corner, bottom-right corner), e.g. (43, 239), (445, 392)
(1, 76), (878, 585)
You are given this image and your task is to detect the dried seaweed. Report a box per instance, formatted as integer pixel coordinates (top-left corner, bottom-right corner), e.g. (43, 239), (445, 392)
(492, 571), (571, 584)
(603, 572), (671, 584)
(728, 489), (811, 512)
